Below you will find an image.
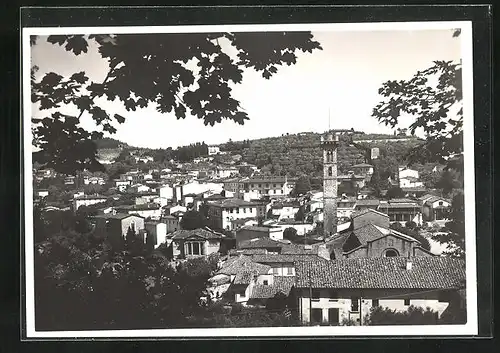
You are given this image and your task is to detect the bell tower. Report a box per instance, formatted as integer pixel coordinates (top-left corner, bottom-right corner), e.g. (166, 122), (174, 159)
(321, 132), (339, 236)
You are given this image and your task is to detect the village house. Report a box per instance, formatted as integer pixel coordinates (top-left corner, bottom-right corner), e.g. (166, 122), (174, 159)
(230, 217), (259, 231)
(208, 145), (221, 155)
(37, 189), (49, 198)
(115, 203), (162, 220)
(337, 195), (357, 219)
(64, 175), (76, 186)
(72, 194), (107, 211)
(207, 198), (259, 231)
(162, 215), (181, 233)
(350, 163), (374, 180)
(135, 192), (160, 205)
(378, 199), (423, 225)
(420, 195), (451, 222)
(294, 256), (466, 326)
(240, 176), (296, 198)
(213, 165), (239, 179)
(271, 201), (301, 220)
(114, 179), (131, 192)
(163, 203), (187, 216)
(93, 213), (146, 248)
(401, 186), (428, 198)
(337, 173), (366, 189)
(144, 221), (168, 249)
(170, 228), (225, 259)
(128, 183), (151, 194)
(326, 208), (432, 260)
(275, 221), (315, 236)
(236, 226), (284, 247)
(353, 199), (380, 212)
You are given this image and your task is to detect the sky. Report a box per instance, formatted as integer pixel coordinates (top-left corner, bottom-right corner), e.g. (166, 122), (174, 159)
(30, 28), (462, 149)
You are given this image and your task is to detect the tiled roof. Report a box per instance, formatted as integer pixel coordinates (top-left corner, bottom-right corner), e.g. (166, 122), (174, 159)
(234, 271), (257, 285)
(171, 228), (224, 240)
(251, 254), (326, 264)
(216, 256), (270, 276)
(401, 186), (427, 192)
(229, 248), (268, 256)
(209, 198), (259, 208)
(351, 208), (389, 219)
(239, 238), (284, 249)
(280, 243), (322, 255)
(378, 202), (420, 209)
(92, 213), (142, 220)
(423, 195), (451, 205)
(352, 224), (419, 245)
(355, 199), (380, 206)
(250, 277), (296, 299)
(295, 257), (466, 289)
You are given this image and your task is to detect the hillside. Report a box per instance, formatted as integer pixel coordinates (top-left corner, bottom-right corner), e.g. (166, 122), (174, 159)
(219, 132), (424, 178)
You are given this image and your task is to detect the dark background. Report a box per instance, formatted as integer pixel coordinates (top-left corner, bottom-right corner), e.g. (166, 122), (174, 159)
(1, 3), (494, 352)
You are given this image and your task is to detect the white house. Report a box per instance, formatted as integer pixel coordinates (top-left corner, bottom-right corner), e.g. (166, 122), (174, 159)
(208, 145), (221, 155)
(144, 221), (167, 248)
(398, 166), (419, 180)
(295, 256), (466, 326)
(72, 195), (107, 211)
(207, 198), (259, 231)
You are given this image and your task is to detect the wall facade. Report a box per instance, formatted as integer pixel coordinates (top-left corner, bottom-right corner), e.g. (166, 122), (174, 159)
(297, 288), (451, 325)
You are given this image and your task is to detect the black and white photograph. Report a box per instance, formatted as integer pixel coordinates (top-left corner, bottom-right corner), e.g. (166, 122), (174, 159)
(23, 20), (477, 338)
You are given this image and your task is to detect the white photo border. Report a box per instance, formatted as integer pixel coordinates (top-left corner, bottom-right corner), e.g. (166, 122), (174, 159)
(22, 20), (477, 338)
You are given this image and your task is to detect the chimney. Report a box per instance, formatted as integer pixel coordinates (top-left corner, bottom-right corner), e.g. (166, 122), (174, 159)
(406, 259), (412, 271)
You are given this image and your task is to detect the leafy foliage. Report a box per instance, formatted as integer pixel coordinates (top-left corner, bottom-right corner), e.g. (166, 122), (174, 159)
(432, 192), (465, 258)
(180, 210), (208, 230)
(389, 222), (431, 252)
(372, 30), (463, 168)
(366, 305), (439, 325)
(31, 33), (322, 174)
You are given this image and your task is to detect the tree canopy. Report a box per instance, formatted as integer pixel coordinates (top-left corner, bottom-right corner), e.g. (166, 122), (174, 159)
(31, 33), (322, 174)
(372, 30), (463, 169)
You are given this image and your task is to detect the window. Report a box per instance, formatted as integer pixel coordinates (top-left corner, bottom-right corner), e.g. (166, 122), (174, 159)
(312, 289), (321, 301)
(192, 242), (200, 255)
(272, 267), (279, 275)
(384, 249), (399, 257)
(372, 299), (379, 307)
(328, 308), (339, 325)
(239, 290), (246, 297)
(273, 184), (277, 187)
(404, 299), (410, 306)
(351, 297), (360, 312)
(311, 308), (323, 325)
(263, 280), (269, 285)
(287, 267), (293, 275)
(258, 184), (262, 187)
(266, 183), (269, 187)
(243, 208), (246, 213)
(236, 208), (240, 214)
(328, 167), (333, 176)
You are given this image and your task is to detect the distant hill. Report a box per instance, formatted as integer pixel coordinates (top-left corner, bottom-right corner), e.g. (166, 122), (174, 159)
(219, 131), (424, 178)
(94, 138), (128, 164)
(94, 137), (128, 149)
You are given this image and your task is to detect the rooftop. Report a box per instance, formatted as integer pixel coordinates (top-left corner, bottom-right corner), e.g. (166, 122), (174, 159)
(355, 199), (381, 206)
(239, 237), (285, 249)
(250, 253), (326, 264)
(351, 208), (389, 219)
(171, 228), (224, 240)
(216, 256), (270, 276)
(92, 213), (143, 220)
(208, 198), (259, 208)
(295, 257), (466, 290)
(250, 277), (296, 299)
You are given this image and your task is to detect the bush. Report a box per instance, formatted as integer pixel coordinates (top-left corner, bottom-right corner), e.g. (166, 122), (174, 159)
(366, 305), (438, 325)
(340, 318), (357, 326)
